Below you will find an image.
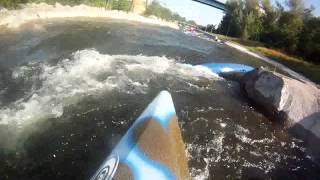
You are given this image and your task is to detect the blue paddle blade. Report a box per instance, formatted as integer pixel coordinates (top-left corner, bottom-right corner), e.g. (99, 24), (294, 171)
(91, 91), (189, 180)
(197, 63), (254, 74)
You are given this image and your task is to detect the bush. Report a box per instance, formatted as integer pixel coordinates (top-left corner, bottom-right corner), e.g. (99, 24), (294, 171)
(298, 17), (320, 63)
(0, 0), (28, 9)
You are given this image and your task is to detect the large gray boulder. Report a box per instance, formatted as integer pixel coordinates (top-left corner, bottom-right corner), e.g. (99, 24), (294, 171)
(240, 69), (320, 162)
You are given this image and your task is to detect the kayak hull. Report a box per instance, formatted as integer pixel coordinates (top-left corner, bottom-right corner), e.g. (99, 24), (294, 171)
(198, 63), (254, 75)
(91, 91), (189, 180)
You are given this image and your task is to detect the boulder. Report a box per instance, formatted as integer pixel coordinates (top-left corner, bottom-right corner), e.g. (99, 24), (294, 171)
(240, 69), (320, 162)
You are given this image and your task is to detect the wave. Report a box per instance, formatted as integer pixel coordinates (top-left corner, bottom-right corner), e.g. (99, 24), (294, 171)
(0, 49), (218, 126)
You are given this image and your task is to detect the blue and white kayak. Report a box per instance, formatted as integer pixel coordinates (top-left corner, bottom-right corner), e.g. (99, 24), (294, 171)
(198, 63), (254, 75)
(91, 91), (189, 180)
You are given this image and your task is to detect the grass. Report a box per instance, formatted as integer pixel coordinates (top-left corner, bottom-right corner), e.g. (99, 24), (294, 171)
(217, 34), (320, 84)
(217, 34), (265, 47)
(251, 47), (320, 84)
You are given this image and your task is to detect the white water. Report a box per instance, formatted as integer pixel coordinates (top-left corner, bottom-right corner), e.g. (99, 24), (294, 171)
(184, 113), (297, 179)
(0, 49), (218, 126)
(0, 49), (311, 180)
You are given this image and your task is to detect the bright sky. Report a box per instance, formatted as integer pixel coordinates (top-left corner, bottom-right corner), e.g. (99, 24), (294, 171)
(274, 0), (320, 15)
(157, 0), (226, 26)
(156, 0), (320, 26)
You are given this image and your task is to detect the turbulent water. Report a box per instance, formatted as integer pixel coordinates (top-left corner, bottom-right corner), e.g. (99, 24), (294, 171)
(0, 19), (319, 180)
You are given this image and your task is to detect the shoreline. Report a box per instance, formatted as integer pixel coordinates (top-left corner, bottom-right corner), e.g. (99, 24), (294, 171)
(224, 41), (317, 86)
(1, 3), (316, 86)
(0, 3), (179, 29)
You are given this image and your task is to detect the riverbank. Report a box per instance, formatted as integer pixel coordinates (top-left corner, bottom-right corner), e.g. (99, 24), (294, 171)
(0, 3), (179, 29)
(1, 15), (320, 179)
(217, 35), (320, 85)
(251, 47), (320, 84)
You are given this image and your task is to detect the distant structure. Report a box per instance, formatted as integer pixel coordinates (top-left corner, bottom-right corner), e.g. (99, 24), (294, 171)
(131, 0), (146, 15)
(192, 0), (226, 11)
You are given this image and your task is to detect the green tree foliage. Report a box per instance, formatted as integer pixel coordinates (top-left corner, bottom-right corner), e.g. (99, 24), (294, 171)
(110, 0), (130, 11)
(274, 11), (303, 52)
(199, 24), (216, 33)
(218, 0), (319, 63)
(298, 17), (320, 63)
(217, 0), (244, 37)
(260, 0), (281, 44)
(243, 11), (262, 40)
(0, 0), (28, 9)
(0, 0), (131, 9)
(243, 0), (262, 40)
(187, 20), (197, 25)
(0, 0), (187, 22)
(144, 0), (187, 22)
(286, 0), (304, 13)
(86, 0), (107, 8)
(263, 0), (303, 52)
(218, 0), (262, 40)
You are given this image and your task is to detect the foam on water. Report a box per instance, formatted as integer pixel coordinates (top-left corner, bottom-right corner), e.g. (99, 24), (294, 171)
(1, 49), (313, 179)
(188, 132), (226, 179)
(0, 49), (218, 126)
(182, 107), (310, 180)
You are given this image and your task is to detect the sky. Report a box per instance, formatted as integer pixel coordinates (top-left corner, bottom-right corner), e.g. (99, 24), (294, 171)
(156, 0), (320, 26)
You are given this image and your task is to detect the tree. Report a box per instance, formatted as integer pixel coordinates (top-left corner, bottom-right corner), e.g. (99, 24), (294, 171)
(118, 0), (130, 11)
(217, 0), (244, 37)
(110, 0), (130, 11)
(205, 24), (216, 33)
(298, 17), (320, 63)
(218, 0), (262, 40)
(242, 0), (262, 40)
(244, 11), (262, 40)
(266, 0), (304, 52)
(187, 20), (197, 26)
(303, 5), (315, 21)
(286, 0), (304, 14)
(260, 0), (282, 44)
(0, 0), (28, 8)
(217, 0), (319, 64)
(145, 1), (187, 22)
(259, 0), (304, 52)
(276, 11), (303, 52)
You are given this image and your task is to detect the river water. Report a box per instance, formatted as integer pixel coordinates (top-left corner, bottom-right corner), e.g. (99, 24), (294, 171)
(0, 18), (319, 180)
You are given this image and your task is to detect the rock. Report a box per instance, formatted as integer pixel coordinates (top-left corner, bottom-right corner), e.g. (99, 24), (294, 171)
(240, 69), (320, 163)
(241, 69), (320, 126)
(241, 69), (285, 121)
(219, 71), (248, 83)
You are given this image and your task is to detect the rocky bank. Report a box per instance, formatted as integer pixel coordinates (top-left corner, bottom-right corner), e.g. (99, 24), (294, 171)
(237, 69), (320, 163)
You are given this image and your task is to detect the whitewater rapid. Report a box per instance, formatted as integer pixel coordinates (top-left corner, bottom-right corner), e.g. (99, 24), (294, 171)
(0, 50), (315, 180)
(0, 49), (218, 126)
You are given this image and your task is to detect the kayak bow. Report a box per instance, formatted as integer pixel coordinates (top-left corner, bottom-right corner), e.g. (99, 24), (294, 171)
(91, 91), (189, 180)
